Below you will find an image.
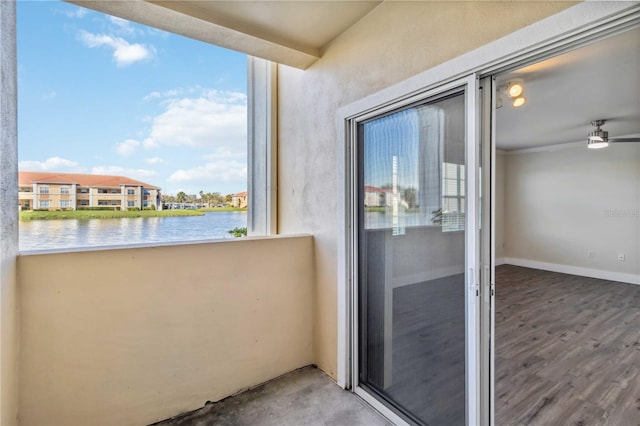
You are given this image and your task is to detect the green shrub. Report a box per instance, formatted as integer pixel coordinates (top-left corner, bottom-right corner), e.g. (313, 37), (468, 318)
(227, 227), (248, 238)
(77, 206), (121, 211)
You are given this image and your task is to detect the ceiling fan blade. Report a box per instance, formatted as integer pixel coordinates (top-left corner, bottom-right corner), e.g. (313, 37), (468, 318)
(610, 137), (640, 143)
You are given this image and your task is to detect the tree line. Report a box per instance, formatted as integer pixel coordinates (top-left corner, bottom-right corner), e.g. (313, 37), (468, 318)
(161, 191), (233, 207)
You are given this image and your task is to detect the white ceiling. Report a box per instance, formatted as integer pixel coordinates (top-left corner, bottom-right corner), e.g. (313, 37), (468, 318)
(495, 27), (640, 151)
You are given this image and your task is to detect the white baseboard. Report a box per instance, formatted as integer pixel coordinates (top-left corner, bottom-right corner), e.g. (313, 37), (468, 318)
(500, 257), (640, 286)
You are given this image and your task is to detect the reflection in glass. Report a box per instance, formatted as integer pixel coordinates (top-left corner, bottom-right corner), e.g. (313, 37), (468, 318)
(358, 93), (466, 425)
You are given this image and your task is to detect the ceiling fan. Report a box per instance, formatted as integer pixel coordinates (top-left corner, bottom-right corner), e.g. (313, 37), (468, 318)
(587, 119), (640, 149)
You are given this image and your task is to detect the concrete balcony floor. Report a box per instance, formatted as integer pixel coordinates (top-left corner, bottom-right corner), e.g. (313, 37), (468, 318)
(153, 366), (391, 426)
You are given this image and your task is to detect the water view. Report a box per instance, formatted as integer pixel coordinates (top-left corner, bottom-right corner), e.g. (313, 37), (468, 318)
(20, 211), (247, 251)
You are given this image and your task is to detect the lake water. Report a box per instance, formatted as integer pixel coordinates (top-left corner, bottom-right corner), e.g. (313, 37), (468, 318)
(19, 211), (247, 251)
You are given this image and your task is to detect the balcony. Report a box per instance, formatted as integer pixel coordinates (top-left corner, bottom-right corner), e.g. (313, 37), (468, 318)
(153, 366), (388, 425)
(17, 235), (341, 425)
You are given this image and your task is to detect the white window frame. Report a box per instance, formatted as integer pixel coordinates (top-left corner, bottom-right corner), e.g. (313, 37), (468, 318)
(60, 200), (71, 209)
(38, 199), (50, 209)
(39, 185), (49, 195)
(442, 162), (465, 232)
(247, 56), (277, 236)
(60, 186), (70, 195)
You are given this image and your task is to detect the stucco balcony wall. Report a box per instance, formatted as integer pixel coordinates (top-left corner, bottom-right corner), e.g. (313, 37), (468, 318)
(17, 235), (315, 426)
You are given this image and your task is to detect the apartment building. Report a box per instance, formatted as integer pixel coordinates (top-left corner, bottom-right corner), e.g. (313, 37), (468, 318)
(18, 171), (161, 211)
(231, 191), (248, 208)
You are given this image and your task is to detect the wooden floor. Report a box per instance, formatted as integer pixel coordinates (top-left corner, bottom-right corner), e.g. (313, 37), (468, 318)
(496, 265), (640, 426)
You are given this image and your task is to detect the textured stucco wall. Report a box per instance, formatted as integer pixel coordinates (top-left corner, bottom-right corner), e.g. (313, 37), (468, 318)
(277, 1), (576, 378)
(0, 1), (19, 425)
(19, 236), (314, 426)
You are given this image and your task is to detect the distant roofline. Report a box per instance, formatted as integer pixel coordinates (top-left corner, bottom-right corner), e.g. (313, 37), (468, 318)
(364, 185), (391, 193)
(18, 171), (161, 190)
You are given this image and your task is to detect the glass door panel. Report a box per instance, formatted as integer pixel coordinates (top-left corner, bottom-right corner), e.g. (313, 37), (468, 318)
(357, 88), (476, 425)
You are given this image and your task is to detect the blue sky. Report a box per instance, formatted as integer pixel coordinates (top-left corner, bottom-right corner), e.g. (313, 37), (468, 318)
(17, 1), (247, 196)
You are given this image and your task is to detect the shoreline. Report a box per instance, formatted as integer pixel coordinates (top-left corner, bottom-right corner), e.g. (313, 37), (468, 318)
(19, 207), (247, 221)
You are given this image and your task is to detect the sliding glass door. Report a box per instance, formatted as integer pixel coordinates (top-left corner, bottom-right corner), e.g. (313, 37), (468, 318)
(352, 77), (479, 425)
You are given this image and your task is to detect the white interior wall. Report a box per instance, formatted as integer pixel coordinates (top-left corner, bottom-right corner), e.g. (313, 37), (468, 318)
(501, 144), (640, 284)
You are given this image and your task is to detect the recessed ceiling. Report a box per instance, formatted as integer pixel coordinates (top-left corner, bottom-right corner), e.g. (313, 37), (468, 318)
(496, 27), (640, 151)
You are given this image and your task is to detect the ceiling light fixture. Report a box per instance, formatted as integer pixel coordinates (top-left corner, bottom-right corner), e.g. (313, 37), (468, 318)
(506, 80), (526, 108)
(507, 81), (524, 98)
(587, 120), (609, 149)
(512, 96), (526, 108)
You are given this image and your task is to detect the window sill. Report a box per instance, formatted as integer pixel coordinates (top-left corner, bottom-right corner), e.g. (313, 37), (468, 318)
(17, 233), (312, 256)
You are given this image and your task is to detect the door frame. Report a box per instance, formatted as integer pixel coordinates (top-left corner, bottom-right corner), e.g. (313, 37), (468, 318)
(336, 2), (640, 423)
(345, 75), (481, 426)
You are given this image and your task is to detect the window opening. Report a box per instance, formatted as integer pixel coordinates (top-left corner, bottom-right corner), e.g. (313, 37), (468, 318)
(17, 1), (249, 250)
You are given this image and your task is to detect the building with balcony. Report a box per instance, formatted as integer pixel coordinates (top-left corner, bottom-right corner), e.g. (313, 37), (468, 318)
(1, 2), (639, 426)
(18, 171), (161, 211)
(231, 191), (248, 208)
(364, 185), (392, 208)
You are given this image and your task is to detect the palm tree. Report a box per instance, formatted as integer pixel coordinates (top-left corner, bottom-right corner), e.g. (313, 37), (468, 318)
(176, 191), (187, 203)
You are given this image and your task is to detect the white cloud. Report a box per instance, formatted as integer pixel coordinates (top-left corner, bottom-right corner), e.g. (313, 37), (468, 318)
(168, 160), (247, 185)
(63, 8), (88, 18)
(143, 90), (247, 149)
(143, 88), (191, 102)
(41, 91), (57, 102)
(91, 166), (157, 181)
(19, 157), (80, 172)
(79, 30), (154, 67)
(108, 16), (141, 37)
(204, 147), (245, 161)
(108, 16), (131, 30)
(145, 157), (167, 165)
(115, 139), (141, 156)
(142, 137), (158, 150)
